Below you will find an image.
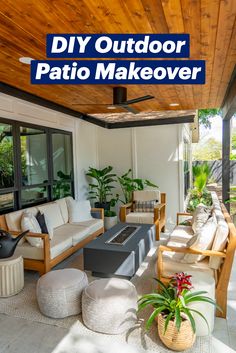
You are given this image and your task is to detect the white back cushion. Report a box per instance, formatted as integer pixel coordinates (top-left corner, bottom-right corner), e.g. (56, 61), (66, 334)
(191, 204), (211, 233)
(21, 211), (43, 248)
(5, 207), (37, 231)
(37, 203), (64, 229)
(133, 190), (160, 202)
(55, 198), (69, 224)
(181, 215), (217, 264)
(66, 198), (92, 223)
(209, 208), (229, 269)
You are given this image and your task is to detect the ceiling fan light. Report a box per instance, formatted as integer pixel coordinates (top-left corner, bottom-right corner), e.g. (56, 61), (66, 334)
(107, 106), (116, 109)
(19, 57), (34, 64)
(169, 103), (179, 107)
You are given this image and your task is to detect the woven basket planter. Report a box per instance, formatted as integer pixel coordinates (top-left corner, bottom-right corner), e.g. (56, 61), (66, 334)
(157, 313), (196, 351)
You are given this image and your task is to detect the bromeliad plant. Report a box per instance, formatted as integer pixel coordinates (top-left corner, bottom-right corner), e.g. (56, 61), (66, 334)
(138, 272), (219, 333)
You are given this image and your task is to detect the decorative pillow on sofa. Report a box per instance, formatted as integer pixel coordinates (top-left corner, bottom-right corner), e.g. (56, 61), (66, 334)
(66, 198), (93, 223)
(191, 204), (212, 233)
(36, 211), (54, 240)
(134, 200), (157, 213)
(21, 211), (43, 248)
(181, 215), (217, 264)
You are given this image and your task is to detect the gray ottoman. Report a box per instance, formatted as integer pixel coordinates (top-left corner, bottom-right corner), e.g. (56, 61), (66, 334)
(82, 278), (137, 334)
(36, 269), (88, 318)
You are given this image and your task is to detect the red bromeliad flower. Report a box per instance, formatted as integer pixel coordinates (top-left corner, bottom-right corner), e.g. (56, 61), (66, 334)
(170, 272), (193, 297)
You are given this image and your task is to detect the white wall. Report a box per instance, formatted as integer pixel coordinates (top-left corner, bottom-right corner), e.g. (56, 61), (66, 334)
(0, 93), (98, 200)
(97, 124), (192, 228)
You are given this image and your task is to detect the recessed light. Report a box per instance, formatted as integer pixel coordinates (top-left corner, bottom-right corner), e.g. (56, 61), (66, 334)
(169, 103), (179, 107)
(107, 106), (116, 110)
(19, 57), (34, 64)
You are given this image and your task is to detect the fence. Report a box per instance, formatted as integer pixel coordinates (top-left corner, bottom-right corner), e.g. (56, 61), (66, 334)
(193, 160), (236, 186)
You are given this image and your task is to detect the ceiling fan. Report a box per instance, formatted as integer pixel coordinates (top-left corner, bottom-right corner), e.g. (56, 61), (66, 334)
(72, 87), (154, 114)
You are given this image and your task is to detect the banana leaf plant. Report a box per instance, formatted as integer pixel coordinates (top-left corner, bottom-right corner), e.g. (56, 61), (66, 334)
(86, 166), (117, 209)
(117, 168), (158, 204)
(138, 272), (220, 333)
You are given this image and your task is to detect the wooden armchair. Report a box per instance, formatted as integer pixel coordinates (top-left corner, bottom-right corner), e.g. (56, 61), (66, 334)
(120, 190), (166, 240)
(157, 204), (236, 318)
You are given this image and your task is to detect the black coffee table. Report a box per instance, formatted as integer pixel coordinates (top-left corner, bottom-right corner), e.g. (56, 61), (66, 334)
(83, 222), (155, 279)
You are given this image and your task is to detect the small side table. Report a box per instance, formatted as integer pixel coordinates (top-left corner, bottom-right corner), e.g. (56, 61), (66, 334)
(0, 255), (24, 297)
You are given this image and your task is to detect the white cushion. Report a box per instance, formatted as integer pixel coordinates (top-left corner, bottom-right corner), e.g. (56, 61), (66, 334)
(50, 229), (73, 259)
(5, 207), (37, 232)
(37, 203), (64, 229)
(66, 198), (92, 223)
(55, 198), (69, 224)
(71, 218), (103, 235)
(192, 204), (212, 233)
(15, 241), (44, 260)
(126, 212), (153, 224)
(162, 257), (214, 278)
(209, 208), (229, 269)
(163, 225), (194, 262)
(133, 190), (160, 202)
(21, 211), (43, 248)
(53, 223), (90, 246)
(44, 214), (54, 240)
(181, 215), (217, 263)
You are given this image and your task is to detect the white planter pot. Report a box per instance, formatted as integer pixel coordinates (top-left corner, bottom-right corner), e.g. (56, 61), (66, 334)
(104, 216), (118, 230)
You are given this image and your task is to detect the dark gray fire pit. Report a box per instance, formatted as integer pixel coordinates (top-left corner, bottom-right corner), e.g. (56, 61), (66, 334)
(83, 223), (155, 279)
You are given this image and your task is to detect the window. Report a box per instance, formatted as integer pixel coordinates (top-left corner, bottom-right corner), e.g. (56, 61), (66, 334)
(0, 118), (74, 213)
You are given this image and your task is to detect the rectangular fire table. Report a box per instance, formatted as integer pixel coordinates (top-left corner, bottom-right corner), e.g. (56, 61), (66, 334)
(83, 223), (155, 279)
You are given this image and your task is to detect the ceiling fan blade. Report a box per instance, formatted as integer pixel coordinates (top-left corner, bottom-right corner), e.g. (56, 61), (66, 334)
(119, 104), (139, 114)
(123, 95), (154, 105)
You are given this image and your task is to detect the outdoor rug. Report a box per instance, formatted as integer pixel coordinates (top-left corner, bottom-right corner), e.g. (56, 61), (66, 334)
(0, 244), (212, 353)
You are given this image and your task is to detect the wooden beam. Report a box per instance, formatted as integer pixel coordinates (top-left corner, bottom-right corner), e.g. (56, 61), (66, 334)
(222, 119), (231, 211)
(222, 66), (236, 121)
(108, 115), (195, 129)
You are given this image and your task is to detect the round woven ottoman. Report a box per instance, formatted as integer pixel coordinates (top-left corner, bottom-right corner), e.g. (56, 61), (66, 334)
(36, 269), (88, 318)
(82, 278), (137, 334)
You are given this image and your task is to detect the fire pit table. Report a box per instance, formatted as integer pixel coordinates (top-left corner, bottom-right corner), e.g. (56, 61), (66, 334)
(83, 223), (155, 279)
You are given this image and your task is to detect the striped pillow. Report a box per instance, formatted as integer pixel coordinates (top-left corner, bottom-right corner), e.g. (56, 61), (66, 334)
(134, 200), (157, 212)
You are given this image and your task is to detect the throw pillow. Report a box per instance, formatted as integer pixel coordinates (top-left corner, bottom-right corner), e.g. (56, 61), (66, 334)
(21, 211), (43, 248)
(36, 211), (54, 240)
(181, 215), (217, 264)
(134, 200), (157, 212)
(66, 198), (93, 223)
(191, 203), (212, 233)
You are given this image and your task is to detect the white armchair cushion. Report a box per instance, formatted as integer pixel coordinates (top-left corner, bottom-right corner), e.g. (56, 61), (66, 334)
(133, 190), (160, 202)
(66, 198), (93, 223)
(126, 212), (154, 224)
(181, 215), (217, 264)
(21, 211), (43, 248)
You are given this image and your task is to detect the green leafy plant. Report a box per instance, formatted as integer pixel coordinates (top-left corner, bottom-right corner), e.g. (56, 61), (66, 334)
(187, 163), (212, 212)
(53, 170), (71, 199)
(138, 273), (219, 333)
(198, 109), (221, 129)
(117, 169), (158, 204)
(86, 166), (117, 205)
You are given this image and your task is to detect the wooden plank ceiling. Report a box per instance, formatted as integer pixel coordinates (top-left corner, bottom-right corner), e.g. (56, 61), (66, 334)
(0, 0), (236, 119)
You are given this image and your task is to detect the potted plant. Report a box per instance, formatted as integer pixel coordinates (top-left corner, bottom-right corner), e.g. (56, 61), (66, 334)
(104, 195), (119, 230)
(86, 166), (117, 210)
(187, 163), (212, 212)
(138, 272), (219, 351)
(117, 169), (158, 204)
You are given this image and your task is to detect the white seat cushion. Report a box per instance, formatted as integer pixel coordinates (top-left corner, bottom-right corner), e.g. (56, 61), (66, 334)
(163, 225), (194, 262)
(55, 198), (69, 224)
(37, 203), (64, 229)
(15, 241), (44, 260)
(53, 223), (90, 246)
(50, 229), (73, 259)
(71, 218), (103, 235)
(126, 212), (153, 224)
(162, 257), (214, 278)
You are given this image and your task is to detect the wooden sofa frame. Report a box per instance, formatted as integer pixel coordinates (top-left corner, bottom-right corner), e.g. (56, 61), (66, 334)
(0, 208), (104, 276)
(120, 192), (166, 241)
(157, 204), (236, 318)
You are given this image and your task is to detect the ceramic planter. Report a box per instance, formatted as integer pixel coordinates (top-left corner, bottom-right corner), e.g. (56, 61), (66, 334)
(104, 215), (118, 230)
